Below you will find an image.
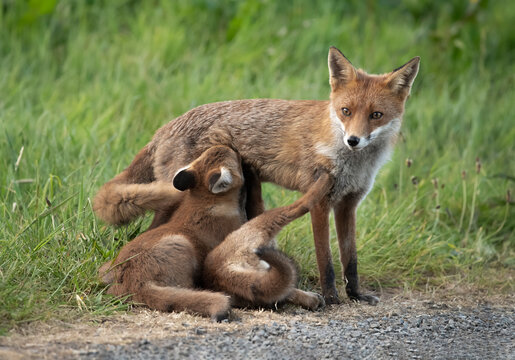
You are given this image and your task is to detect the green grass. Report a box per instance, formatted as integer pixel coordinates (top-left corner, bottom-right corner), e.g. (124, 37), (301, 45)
(1, 0), (513, 332)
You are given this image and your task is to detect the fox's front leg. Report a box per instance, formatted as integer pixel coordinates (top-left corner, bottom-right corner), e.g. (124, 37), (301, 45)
(334, 193), (379, 305)
(310, 199), (339, 304)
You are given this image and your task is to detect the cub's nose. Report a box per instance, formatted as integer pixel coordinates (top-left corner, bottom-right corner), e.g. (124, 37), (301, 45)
(347, 136), (360, 147)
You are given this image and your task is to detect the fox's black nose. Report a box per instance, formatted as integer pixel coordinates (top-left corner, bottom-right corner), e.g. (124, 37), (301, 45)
(347, 136), (360, 147)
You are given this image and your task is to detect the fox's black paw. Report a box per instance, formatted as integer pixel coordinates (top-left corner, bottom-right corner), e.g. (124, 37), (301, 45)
(322, 292), (341, 305)
(211, 309), (231, 323)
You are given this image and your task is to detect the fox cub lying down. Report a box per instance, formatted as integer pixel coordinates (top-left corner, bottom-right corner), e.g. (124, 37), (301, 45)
(98, 146), (331, 320)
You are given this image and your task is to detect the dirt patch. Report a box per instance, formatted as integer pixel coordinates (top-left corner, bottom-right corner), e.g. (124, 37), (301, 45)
(1, 290), (513, 359)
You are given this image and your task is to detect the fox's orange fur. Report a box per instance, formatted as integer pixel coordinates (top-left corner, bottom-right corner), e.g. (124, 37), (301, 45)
(94, 47), (420, 304)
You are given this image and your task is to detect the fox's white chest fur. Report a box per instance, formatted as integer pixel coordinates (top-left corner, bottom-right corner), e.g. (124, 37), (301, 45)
(317, 109), (399, 204)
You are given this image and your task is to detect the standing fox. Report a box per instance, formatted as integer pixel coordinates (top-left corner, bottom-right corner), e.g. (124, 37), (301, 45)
(93, 47), (420, 304)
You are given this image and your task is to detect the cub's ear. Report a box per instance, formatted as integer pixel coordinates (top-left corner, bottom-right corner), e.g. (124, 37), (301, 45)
(387, 56), (420, 96)
(173, 168), (196, 191)
(328, 46), (357, 90)
(209, 167), (233, 194)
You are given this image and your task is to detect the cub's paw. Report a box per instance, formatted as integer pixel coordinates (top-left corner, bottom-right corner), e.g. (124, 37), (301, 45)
(307, 292), (326, 311)
(295, 290), (326, 311)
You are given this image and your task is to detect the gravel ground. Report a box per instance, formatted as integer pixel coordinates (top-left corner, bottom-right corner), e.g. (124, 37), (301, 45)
(1, 292), (513, 359)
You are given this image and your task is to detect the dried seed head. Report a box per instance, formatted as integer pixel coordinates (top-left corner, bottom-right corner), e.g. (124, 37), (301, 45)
(432, 178), (438, 189)
(475, 157), (481, 174)
(411, 176), (419, 186)
(461, 170), (467, 179)
(507, 189), (512, 204)
(406, 158), (413, 168)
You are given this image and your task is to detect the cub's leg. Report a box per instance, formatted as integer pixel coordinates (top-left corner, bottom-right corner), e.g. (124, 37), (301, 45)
(105, 235), (231, 321)
(285, 288), (325, 311)
(138, 283), (231, 321)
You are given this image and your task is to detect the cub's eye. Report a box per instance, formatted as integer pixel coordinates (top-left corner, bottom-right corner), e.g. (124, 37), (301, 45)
(342, 108), (351, 116)
(371, 111), (383, 119)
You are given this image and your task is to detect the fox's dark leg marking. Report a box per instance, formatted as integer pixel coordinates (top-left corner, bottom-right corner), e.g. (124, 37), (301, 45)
(242, 163), (265, 220)
(311, 200), (340, 304)
(334, 193), (379, 305)
(345, 258), (379, 305)
(324, 260), (337, 300)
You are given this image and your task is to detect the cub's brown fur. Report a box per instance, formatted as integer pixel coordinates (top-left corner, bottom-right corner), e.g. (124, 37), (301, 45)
(204, 171), (332, 310)
(99, 146), (246, 321)
(100, 148), (330, 314)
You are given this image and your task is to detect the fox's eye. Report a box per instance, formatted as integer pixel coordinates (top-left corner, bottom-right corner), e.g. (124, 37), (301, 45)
(371, 112), (383, 119)
(342, 108), (351, 116)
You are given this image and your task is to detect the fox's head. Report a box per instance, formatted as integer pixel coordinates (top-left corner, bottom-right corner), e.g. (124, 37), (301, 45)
(328, 47), (420, 151)
(173, 145), (244, 196)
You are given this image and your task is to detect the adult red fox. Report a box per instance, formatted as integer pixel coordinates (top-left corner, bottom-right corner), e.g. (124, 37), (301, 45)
(94, 47), (420, 305)
(98, 146), (328, 319)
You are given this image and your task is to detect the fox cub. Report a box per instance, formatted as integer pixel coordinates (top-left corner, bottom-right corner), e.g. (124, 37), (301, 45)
(203, 169), (332, 310)
(99, 146), (329, 319)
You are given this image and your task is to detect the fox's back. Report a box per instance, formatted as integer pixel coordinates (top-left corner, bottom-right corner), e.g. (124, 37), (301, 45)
(153, 99), (335, 192)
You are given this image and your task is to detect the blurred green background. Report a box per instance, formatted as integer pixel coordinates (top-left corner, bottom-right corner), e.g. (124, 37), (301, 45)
(0, 0), (513, 332)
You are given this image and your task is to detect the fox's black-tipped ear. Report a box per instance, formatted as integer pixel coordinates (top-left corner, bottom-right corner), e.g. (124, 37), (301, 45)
(328, 46), (357, 90)
(208, 167), (233, 194)
(388, 56), (420, 96)
(173, 168), (196, 191)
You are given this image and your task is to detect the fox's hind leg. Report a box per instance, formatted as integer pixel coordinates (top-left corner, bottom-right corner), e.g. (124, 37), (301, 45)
(138, 283), (231, 321)
(132, 235), (231, 321)
(286, 289), (325, 311)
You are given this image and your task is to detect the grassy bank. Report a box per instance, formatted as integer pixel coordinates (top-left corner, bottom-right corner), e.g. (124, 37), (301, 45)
(1, 0), (513, 332)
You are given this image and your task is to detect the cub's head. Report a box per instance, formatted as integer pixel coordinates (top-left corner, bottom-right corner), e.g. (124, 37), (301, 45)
(172, 145), (244, 196)
(328, 46), (420, 151)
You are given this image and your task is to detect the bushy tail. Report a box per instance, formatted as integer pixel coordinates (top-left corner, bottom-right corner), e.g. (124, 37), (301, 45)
(137, 282), (231, 321)
(204, 247), (297, 305)
(93, 181), (183, 226)
(93, 144), (164, 225)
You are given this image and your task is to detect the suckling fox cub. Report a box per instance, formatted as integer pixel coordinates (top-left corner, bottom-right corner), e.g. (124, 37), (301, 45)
(98, 146), (245, 321)
(94, 47), (420, 305)
(204, 170), (332, 310)
(99, 146), (328, 319)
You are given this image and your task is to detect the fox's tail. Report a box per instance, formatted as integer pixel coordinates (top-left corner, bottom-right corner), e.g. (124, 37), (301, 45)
(204, 247), (297, 305)
(93, 181), (182, 226)
(93, 145), (174, 225)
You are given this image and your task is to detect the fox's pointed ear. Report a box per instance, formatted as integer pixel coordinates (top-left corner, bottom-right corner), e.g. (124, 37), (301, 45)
(328, 46), (357, 90)
(387, 56), (420, 96)
(209, 167), (233, 194)
(173, 168), (196, 191)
